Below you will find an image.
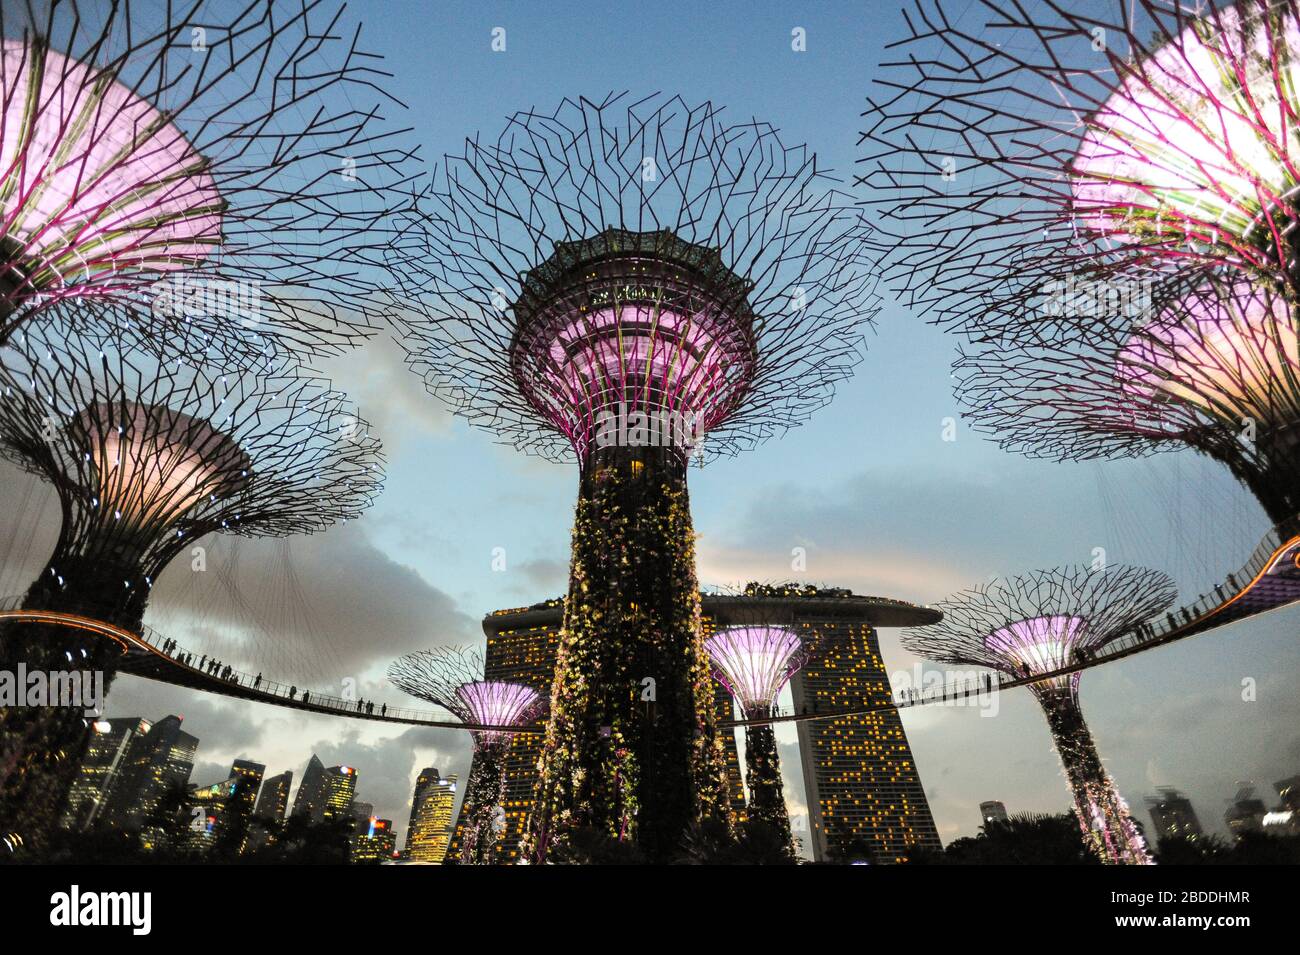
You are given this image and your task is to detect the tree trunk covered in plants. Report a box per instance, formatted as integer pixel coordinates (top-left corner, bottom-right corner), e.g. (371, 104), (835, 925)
(458, 740), (507, 865)
(1038, 684), (1151, 865)
(743, 718), (791, 846)
(0, 547), (147, 856)
(526, 445), (727, 863)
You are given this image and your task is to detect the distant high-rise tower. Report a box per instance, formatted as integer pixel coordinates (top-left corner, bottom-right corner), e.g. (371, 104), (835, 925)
(254, 771), (293, 825)
(321, 766), (357, 824)
(1225, 783), (1268, 840)
(352, 816), (396, 863)
(291, 757), (356, 824)
(61, 717), (151, 831)
(230, 760), (265, 819)
(789, 602), (942, 863)
(1147, 789), (1203, 842)
(472, 586), (939, 863)
(104, 714), (197, 841)
(291, 756), (327, 821)
(405, 768), (458, 863)
(980, 801), (1009, 827)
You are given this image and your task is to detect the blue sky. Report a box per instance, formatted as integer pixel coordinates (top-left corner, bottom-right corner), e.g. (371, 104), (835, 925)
(6, 0), (1295, 850)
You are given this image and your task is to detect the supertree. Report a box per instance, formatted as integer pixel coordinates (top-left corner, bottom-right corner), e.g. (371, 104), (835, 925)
(704, 625), (809, 847)
(388, 647), (544, 865)
(861, 0), (1300, 530)
(0, 304), (384, 851)
(860, 0), (1300, 334)
(954, 274), (1300, 527)
(392, 92), (878, 862)
(901, 566), (1177, 864)
(0, 0), (421, 361)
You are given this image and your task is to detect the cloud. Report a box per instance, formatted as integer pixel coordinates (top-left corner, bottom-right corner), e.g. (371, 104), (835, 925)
(314, 333), (453, 455)
(145, 521), (481, 687)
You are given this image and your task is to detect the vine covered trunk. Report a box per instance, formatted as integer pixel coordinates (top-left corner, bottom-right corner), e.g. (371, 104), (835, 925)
(526, 445), (727, 863)
(457, 740), (507, 865)
(0, 547), (147, 855)
(1038, 684), (1151, 865)
(742, 717), (791, 845)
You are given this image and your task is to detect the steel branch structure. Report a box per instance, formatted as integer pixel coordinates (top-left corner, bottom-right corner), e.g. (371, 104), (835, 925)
(393, 91), (878, 862)
(902, 566), (1176, 864)
(0, 0), (422, 361)
(956, 275), (1300, 525)
(705, 625), (808, 846)
(389, 647), (543, 865)
(396, 91), (876, 464)
(860, 0), (1300, 333)
(0, 304), (384, 851)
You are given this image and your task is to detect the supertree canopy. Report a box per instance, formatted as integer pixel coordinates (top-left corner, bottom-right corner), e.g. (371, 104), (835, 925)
(389, 647), (544, 865)
(393, 91), (878, 862)
(859, 0), (1300, 332)
(705, 625), (808, 846)
(0, 304), (384, 850)
(0, 0), (421, 360)
(955, 275), (1300, 526)
(902, 565), (1177, 864)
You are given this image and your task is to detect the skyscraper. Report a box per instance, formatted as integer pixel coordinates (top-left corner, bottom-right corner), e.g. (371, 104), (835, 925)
(103, 714), (198, 845)
(468, 586), (939, 863)
(351, 816), (396, 863)
(254, 771), (293, 825)
(291, 755), (327, 822)
(406, 768), (458, 864)
(980, 801), (1009, 827)
(230, 760), (265, 819)
(789, 603), (942, 863)
(291, 756), (357, 825)
(61, 717), (151, 831)
(1147, 789), (1204, 842)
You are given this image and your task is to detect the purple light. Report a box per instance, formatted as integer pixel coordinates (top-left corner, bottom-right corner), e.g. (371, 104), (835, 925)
(705, 626), (806, 714)
(0, 39), (221, 309)
(1117, 280), (1296, 430)
(518, 303), (753, 459)
(454, 680), (541, 745)
(984, 615), (1086, 681)
(1072, 3), (1300, 251)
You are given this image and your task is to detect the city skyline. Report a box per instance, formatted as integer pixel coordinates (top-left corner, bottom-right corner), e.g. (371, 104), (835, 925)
(0, 0), (1297, 866)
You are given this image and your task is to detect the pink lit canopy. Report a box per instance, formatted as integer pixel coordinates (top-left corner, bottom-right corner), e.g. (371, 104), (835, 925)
(0, 38), (222, 314)
(705, 625), (807, 715)
(1116, 279), (1300, 435)
(455, 680), (542, 746)
(1072, 2), (1300, 269)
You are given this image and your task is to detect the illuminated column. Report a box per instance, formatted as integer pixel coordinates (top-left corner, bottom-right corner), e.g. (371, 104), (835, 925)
(704, 625), (808, 847)
(903, 567), (1176, 864)
(391, 93), (878, 862)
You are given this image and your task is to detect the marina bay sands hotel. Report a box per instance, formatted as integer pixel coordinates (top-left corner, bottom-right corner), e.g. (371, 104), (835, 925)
(451, 584), (942, 863)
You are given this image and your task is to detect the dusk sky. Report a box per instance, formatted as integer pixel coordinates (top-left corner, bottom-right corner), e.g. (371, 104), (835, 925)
(2, 0), (1295, 850)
